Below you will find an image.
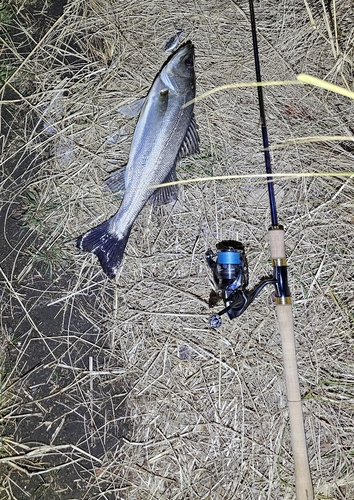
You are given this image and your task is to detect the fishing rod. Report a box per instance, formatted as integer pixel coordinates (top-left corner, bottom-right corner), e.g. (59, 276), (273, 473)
(206, 1), (314, 498)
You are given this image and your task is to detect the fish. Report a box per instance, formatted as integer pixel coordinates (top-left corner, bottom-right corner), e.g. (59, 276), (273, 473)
(76, 42), (199, 278)
(164, 29), (184, 52)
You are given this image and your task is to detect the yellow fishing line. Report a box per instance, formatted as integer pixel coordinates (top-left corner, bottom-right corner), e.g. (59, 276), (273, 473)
(149, 171), (353, 190)
(184, 73), (354, 109)
(183, 80), (301, 108)
(270, 135), (354, 149)
(297, 74), (354, 99)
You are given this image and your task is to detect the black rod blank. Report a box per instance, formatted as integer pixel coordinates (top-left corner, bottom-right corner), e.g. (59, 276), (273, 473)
(248, 0), (278, 227)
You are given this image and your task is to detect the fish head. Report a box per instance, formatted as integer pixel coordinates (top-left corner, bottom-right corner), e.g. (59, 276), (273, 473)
(160, 41), (195, 95)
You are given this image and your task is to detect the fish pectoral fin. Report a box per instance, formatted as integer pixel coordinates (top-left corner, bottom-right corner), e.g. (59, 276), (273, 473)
(149, 166), (179, 206)
(117, 97), (146, 118)
(104, 166), (126, 197)
(178, 113), (200, 159)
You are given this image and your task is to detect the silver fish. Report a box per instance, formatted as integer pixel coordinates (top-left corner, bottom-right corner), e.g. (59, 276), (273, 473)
(164, 29), (184, 52)
(77, 42), (199, 278)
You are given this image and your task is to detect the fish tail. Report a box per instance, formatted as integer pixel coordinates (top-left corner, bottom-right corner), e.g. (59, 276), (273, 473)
(76, 220), (130, 279)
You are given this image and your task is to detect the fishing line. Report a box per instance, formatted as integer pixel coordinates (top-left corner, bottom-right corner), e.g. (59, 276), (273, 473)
(182, 79), (302, 107)
(183, 74), (354, 109)
(130, 170), (354, 194)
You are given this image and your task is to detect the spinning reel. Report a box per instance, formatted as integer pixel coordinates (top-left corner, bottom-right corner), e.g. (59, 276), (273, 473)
(206, 240), (288, 328)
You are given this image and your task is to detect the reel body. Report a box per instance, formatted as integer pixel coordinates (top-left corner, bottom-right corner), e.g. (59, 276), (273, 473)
(206, 240), (275, 328)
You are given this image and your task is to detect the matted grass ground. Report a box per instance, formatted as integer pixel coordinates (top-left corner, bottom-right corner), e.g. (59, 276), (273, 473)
(1, 0), (353, 498)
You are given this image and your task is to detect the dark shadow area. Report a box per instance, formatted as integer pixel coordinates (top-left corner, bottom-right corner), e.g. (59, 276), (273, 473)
(0, 2), (128, 499)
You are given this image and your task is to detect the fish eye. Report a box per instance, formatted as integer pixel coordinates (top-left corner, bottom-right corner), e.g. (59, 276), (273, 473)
(184, 55), (193, 68)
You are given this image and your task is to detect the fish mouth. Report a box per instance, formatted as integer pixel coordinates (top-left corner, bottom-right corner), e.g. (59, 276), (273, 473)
(163, 40), (194, 66)
(172, 41), (194, 69)
(167, 40), (194, 60)
(179, 40), (194, 55)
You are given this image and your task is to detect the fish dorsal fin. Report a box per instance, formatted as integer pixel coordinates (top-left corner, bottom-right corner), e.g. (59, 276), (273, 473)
(104, 166), (126, 197)
(149, 166), (179, 206)
(117, 97), (146, 118)
(178, 113), (200, 160)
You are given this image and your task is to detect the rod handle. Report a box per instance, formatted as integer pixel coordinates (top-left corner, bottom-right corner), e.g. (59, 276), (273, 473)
(269, 228), (313, 500)
(269, 225), (286, 258)
(276, 304), (313, 500)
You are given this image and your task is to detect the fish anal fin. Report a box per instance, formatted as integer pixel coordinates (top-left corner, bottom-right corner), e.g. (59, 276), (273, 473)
(104, 166), (126, 197)
(178, 113), (200, 160)
(149, 166), (179, 206)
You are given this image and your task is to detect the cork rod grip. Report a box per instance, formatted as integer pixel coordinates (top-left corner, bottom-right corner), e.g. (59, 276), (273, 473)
(269, 228), (313, 500)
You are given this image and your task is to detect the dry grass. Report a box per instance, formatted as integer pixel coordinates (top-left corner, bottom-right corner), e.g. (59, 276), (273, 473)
(1, 0), (354, 498)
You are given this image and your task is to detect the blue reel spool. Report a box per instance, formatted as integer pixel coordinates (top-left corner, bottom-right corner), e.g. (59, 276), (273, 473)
(217, 249), (242, 265)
